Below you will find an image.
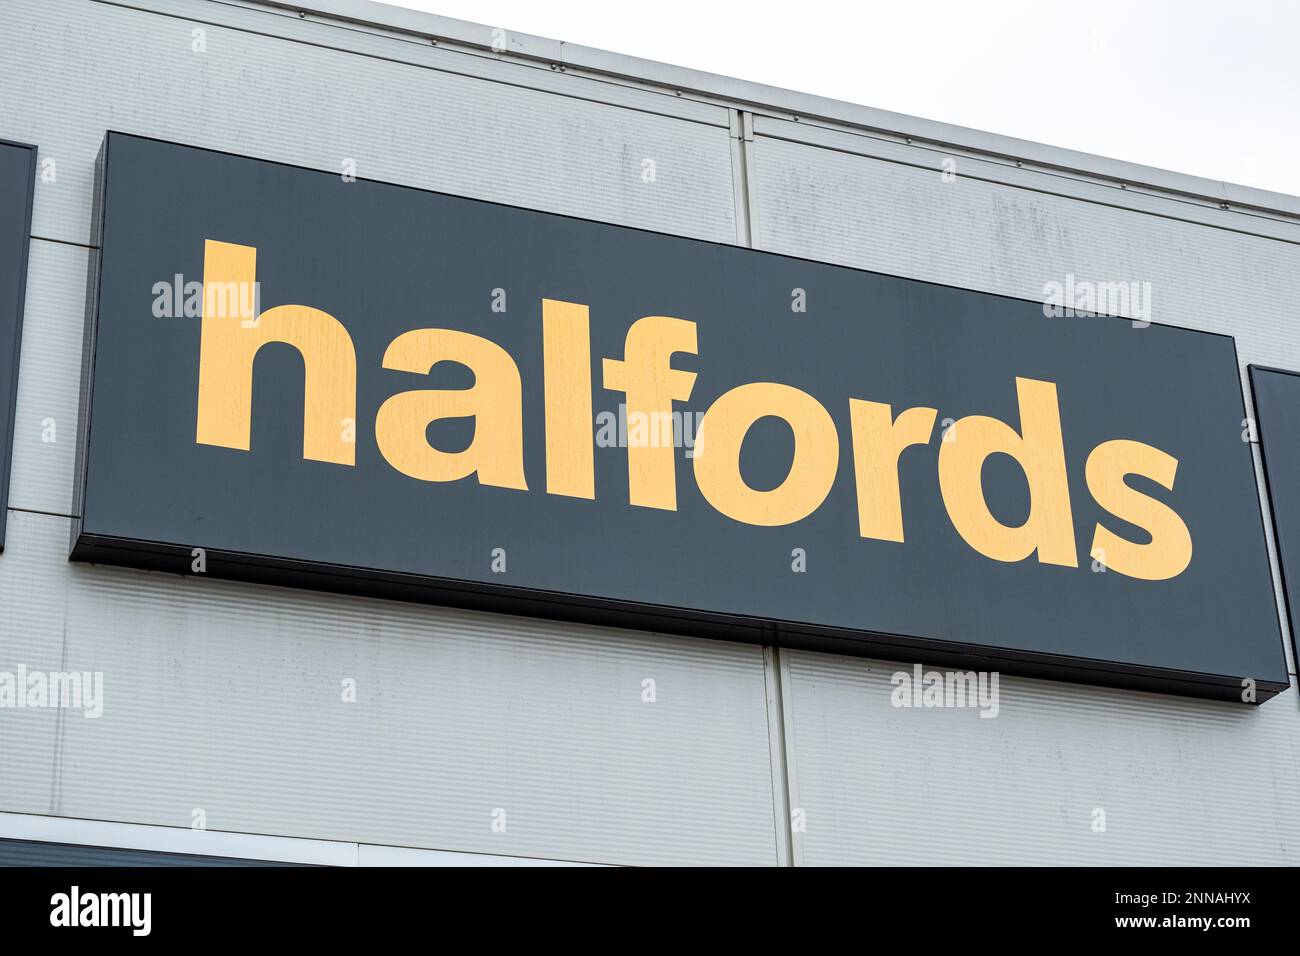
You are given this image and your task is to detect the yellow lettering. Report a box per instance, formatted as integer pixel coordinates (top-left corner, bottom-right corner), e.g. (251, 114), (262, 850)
(542, 299), (594, 499)
(938, 377), (1077, 566)
(602, 316), (697, 510)
(196, 240), (356, 465)
(375, 328), (527, 489)
(1086, 439), (1192, 580)
(848, 400), (937, 542)
(694, 383), (839, 526)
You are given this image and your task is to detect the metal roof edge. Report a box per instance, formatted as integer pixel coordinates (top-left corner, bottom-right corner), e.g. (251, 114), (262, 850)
(255, 0), (1300, 219)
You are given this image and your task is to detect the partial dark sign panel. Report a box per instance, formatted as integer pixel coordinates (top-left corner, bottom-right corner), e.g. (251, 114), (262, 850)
(0, 140), (37, 550)
(1248, 365), (1300, 674)
(76, 133), (1286, 701)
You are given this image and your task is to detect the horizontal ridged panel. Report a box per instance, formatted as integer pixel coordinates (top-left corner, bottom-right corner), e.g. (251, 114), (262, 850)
(126, 0), (728, 127)
(0, 512), (776, 864)
(0, 511), (69, 815)
(8, 239), (85, 518)
(1, 0), (736, 246)
(751, 116), (1300, 245)
(785, 649), (1300, 865)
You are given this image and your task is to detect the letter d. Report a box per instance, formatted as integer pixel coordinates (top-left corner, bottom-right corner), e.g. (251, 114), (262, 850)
(938, 377), (1077, 566)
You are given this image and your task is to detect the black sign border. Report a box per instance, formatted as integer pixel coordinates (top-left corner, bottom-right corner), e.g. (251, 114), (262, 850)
(72, 132), (1287, 703)
(0, 139), (37, 551)
(1247, 364), (1300, 685)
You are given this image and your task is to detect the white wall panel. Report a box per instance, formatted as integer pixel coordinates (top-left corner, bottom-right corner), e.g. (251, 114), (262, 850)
(127, 0), (727, 125)
(750, 117), (1300, 246)
(7, 239), (86, 518)
(0, 511), (71, 816)
(0, 511), (777, 865)
(784, 650), (1300, 865)
(0, 0), (736, 247)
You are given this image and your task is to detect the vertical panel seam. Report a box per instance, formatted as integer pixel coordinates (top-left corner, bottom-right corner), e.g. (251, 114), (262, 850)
(733, 106), (795, 865)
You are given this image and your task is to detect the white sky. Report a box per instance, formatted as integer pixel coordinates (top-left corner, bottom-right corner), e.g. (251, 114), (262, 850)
(377, 0), (1300, 198)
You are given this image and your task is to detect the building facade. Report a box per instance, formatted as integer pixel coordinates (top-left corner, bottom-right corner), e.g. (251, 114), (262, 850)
(1, 0), (1298, 866)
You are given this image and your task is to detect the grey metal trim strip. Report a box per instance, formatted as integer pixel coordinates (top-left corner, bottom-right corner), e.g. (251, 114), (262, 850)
(0, 811), (599, 866)
(750, 116), (1300, 247)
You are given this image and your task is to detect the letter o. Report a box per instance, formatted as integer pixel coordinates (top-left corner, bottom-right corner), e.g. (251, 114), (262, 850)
(693, 382), (839, 526)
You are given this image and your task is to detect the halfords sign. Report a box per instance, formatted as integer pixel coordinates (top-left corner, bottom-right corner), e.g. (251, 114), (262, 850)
(74, 133), (1286, 701)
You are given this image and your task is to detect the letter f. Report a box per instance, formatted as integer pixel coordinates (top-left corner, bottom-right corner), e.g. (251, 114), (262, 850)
(603, 316), (698, 510)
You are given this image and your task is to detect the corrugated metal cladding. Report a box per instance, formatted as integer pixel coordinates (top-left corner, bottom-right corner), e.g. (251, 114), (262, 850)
(0, 0), (1296, 866)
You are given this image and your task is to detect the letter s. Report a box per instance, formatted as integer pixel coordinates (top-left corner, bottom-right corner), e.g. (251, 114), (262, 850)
(1085, 439), (1192, 581)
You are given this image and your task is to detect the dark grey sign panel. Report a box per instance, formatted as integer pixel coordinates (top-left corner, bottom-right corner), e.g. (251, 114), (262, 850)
(0, 140), (37, 550)
(75, 133), (1287, 701)
(1248, 365), (1300, 675)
